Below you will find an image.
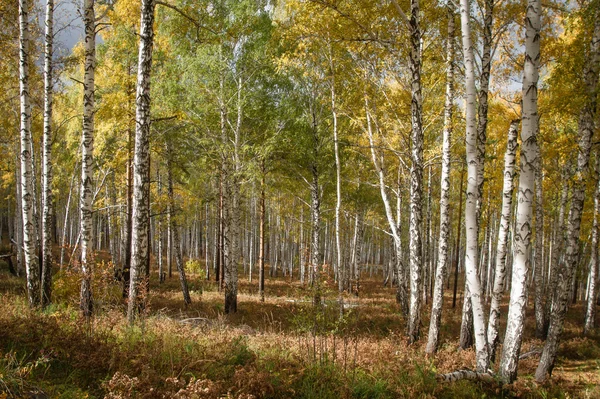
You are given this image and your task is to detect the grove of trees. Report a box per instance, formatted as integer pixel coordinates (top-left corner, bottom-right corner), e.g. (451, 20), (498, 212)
(1, 0), (600, 394)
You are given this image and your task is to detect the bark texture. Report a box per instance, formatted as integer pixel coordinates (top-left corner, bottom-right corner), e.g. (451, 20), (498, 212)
(487, 121), (518, 360)
(41, 0), (54, 307)
(19, 0), (40, 308)
(407, 0), (424, 344)
(584, 158), (600, 335)
(127, 0), (156, 322)
(460, 0), (489, 372)
(425, 5), (454, 354)
(79, 0), (96, 318)
(499, 0), (541, 376)
(536, 6), (600, 381)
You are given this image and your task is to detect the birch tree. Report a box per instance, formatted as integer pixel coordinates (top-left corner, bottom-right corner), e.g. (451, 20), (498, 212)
(584, 156), (600, 335)
(425, 3), (454, 354)
(486, 120), (518, 359)
(79, 0), (96, 317)
(127, 0), (157, 322)
(407, 0), (424, 344)
(41, 0), (54, 307)
(536, 4), (600, 381)
(498, 0), (541, 381)
(19, 0), (40, 308)
(460, 0), (489, 372)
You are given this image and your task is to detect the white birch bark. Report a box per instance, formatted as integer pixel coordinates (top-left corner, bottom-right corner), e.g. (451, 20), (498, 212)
(475, 0), (493, 220)
(364, 95), (408, 315)
(584, 157), (600, 335)
(536, 7), (600, 381)
(425, 4), (454, 354)
(533, 142), (545, 338)
(407, 0), (424, 344)
(19, 0), (40, 307)
(79, 0), (96, 317)
(41, 0), (54, 307)
(460, 0), (489, 372)
(486, 120), (518, 360)
(127, 0), (157, 322)
(499, 0), (541, 380)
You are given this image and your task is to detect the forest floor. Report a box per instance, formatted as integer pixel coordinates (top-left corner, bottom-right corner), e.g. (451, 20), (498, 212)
(0, 256), (599, 398)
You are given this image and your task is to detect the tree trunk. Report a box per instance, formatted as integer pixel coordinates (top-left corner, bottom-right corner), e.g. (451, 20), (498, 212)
(475, 0), (493, 221)
(407, 0), (424, 344)
(19, 0), (40, 307)
(487, 120), (518, 360)
(584, 157), (600, 335)
(127, 0), (157, 322)
(459, 0), (489, 372)
(536, 7), (599, 382)
(425, 5), (454, 354)
(365, 94), (408, 315)
(533, 138), (545, 338)
(258, 162), (266, 301)
(41, 0), (54, 307)
(79, 0), (96, 318)
(166, 148), (191, 306)
(499, 0), (541, 377)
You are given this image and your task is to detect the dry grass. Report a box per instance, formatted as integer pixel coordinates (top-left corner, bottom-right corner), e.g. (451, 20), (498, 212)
(0, 258), (599, 398)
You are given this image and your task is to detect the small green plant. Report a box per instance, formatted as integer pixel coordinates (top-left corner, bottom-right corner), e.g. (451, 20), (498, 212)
(185, 259), (206, 278)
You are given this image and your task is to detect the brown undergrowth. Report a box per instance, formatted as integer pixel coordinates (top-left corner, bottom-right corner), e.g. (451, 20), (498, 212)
(0, 259), (599, 398)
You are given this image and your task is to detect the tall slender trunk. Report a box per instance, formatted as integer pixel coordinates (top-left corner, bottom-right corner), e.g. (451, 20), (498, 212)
(127, 0), (157, 322)
(475, 0), (493, 221)
(364, 94), (408, 315)
(310, 106), (322, 305)
(500, 2), (541, 374)
(584, 157), (600, 335)
(536, 7), (599, 382)
(533, 140), (545, 337)
(79, 0), (96, 317)
(407, 0), (424, 344)
(426, 6), (454, 353)
(353, 212), (364, 296)
(310, 163), (321, 304)
(486, 121), (518, 361)
(41, 0), (54, 307)
(258, 162), (266, 301)
(157, 169), (164, 283)
(452, 170), (464, 309)
(460, 0), (489, 371)
(166, 148), (191, 306)
(331, 57), (343, 300)
(19, 0), (39, 307)
(123, 124), (133, 296)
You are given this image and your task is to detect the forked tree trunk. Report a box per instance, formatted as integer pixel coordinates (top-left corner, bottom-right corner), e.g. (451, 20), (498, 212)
(460, 0), (489, 372)
(536, 7), (599, 382)
(425, 4), (454, 354)
(41, 0), (54, 307)
(19, 0), (40, 307)
(486, 120), (518, 360)
(127, 0), (157, 322)
(79, 0), (96, 318)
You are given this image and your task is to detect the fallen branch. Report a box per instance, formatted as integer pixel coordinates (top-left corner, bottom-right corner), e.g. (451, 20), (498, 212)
(519, 348), (542, 360)
(436, 369), (495, 383)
